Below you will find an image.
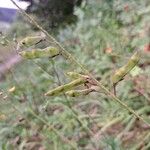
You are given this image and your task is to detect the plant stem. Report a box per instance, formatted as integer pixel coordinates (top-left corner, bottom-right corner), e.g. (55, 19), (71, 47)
(10, 0), (150, 127)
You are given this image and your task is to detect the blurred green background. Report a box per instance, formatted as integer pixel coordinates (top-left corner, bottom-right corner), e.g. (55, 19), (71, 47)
(0, 0), (150, 149)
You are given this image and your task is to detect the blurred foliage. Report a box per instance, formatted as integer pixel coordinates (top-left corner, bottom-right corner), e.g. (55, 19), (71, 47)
(0, 0), (150, 149)
(20, 0), (83, 30)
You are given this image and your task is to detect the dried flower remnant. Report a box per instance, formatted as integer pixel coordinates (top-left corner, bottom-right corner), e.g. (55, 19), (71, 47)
(124, 4), (130, 12)
(105, 47), (113, 54)
(8, 86), (16, 93)
(144, 44), (150, 52)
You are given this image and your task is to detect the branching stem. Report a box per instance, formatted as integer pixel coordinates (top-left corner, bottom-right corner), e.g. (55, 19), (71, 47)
(10, 0), (150, 127)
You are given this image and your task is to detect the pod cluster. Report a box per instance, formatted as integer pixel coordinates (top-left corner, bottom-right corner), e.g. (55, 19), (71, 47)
(45, 72), (100, 97)
(18, 36), (141, 97)
(17, 36), (60, 59)
(18, 36), (100, 97)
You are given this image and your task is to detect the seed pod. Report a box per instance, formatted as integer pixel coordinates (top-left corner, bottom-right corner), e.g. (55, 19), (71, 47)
(19, 47), (59, 59)
(112, 51), (140, 84)
(17, 36), (45, 50)
(45, 78), (87, 96)
(65, 89), (93, 97)
(66, 72), (86, 79)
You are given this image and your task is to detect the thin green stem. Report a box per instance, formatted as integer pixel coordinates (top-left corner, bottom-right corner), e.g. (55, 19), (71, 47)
(50, 60), (97, 148)
(10, 0), (150, 127)
(28, 108), (77, 149)
(10, 103), (77, 149)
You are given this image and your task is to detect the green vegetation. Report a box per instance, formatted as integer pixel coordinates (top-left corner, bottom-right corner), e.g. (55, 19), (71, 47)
(20, 0), (83, 30)
(0, 0), (150, 149)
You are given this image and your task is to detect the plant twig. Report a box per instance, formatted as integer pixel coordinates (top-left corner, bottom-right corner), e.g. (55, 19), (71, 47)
(10, 103), (77, 149)
(10, 0), (150, 127)
(50, 59), (98, 148)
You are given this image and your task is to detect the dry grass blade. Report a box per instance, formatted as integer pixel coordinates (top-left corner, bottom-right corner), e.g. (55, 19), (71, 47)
(28, 109), (77, 149)
(10, 103), (77, 149)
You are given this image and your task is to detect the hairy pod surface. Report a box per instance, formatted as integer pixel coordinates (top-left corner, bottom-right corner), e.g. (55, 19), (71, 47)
(19, 47), (59, 59)
(17, 36), (45, 50)
(65, 89), (93, 97)
(112, 51), (140, 84)
(45, 78), (87, 96)
(66, 72), (86, 79)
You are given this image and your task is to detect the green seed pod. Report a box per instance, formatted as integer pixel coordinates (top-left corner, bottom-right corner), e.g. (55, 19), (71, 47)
(65, 89), (92, 97)
(17, 36), (45, 50)
(45, 78), (87, 96)
(112, 51), (140, 84)
(66, 72), (86, 79)
(19, 47), (59, 59)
